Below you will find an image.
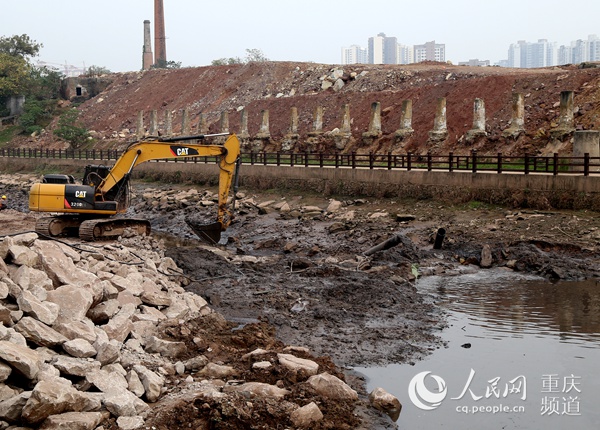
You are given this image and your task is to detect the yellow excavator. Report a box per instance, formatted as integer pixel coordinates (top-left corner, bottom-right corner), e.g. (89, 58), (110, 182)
(29, 133), (240, 243)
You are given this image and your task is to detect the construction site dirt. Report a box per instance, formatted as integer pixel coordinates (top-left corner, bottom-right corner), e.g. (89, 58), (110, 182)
(12, 61), (600, 159)
(1, 174), (599, 429)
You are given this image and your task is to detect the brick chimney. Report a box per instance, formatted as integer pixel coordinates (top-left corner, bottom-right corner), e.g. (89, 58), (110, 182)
(154, 0), (167, 65)
(142, 20), (153, 70)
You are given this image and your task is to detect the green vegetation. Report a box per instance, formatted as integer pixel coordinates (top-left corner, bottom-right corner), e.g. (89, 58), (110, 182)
(151, 59), (181, 69)
(0, 34), (41, 59)
(53, 108), (90, 148)
(0, 33), (106, 147)
(0, 33), (68, 139)
(245, 48), (269, 63)
(0, 34), (43, 99)
(0, 53), (29, 98)
(211, 48), (269, 66)
(211, 57), (242, 66)
(82, 65), (111, 77)
(0, 125), (17, 145)
(466, 200), (487, 210)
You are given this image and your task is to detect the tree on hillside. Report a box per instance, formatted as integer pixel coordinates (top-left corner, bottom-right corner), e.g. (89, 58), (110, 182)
(0, 34), (42, 60)
(83, 65), (111, 77)
(53, 108), (90, 148)
(210, 49), (269, 66)
(0, 34), (44, 100)
(245, 48), (269, 63)
(151, 59), (181, 69)
(211, 57), (242, 66)
(0, 33), (64, 134)
(0, 53), (28, 98)
(18, 65), (64, 134)
(26, 65), (63, 99)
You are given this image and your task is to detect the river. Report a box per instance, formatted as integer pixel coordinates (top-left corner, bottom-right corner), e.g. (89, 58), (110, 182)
(356, 270), (600, 429)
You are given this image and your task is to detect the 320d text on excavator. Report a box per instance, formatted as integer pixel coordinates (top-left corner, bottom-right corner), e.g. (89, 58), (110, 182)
(28, 133), (240, 243)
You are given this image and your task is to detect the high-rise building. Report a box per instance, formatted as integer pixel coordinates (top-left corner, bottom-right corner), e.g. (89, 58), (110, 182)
(414, 41), (445, 63)
(344, 34), (443, 65)
(396, 44), (414, 64)
(507, 41), (523, 68)
(589, 35), (600, 61)
(571, 39), (589, 64)
(383, 36), (398, 64)
(530, 39), (557, 67)
(504, 35), (599, 67)
(368, 33), (386, 64)
(565, 35), (600, 64)
(557, 45), (573, 65)
(506, 39), (556, 68)
(341, 45), (368, 64)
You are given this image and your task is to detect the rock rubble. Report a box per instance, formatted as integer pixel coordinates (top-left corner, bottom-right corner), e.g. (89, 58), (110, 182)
(0, 231), (397, 429)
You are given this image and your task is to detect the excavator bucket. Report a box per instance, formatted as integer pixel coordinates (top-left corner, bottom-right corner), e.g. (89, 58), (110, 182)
(185, 219), (223, 244)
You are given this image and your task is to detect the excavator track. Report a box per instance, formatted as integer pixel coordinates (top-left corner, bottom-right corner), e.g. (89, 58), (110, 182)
(35, 216), (83, 238)
(79, 218), (151, 241)
(35, 216), (150, 241)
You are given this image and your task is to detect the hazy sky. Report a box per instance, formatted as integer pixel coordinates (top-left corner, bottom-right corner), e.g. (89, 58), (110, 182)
(3, 0), (600, 73)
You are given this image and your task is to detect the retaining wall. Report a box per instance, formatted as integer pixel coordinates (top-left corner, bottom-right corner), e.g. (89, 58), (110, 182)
(2, 157), (599, 210)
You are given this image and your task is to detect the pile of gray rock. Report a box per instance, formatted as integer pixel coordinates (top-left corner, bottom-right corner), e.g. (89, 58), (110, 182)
(0, 231), (209, 429)
(319, 68), (366, 92)
(0, 231), (401, 430)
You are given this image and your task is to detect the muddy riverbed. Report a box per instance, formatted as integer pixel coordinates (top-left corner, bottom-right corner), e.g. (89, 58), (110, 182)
(1, 175), (599, 428)
(145, 185), (600, 364)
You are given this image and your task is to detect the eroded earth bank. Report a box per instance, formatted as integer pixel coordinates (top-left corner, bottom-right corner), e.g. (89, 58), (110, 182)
(0, 173), (599, 429)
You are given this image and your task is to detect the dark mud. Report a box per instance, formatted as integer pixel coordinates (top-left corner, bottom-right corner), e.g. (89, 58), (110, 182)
(136, 184), (600, 368)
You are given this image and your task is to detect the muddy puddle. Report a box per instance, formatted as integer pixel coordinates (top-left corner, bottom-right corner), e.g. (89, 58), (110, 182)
(356, 270), (600, 429)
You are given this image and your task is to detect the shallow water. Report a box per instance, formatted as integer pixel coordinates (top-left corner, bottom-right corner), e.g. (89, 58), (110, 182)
(356, 270), (600, 429)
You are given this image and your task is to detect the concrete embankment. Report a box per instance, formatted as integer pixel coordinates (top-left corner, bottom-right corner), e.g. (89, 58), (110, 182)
(2, 157), (600, 210)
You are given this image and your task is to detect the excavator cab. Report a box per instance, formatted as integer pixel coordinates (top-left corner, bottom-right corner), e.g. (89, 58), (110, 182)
(42, 174), (76, 184)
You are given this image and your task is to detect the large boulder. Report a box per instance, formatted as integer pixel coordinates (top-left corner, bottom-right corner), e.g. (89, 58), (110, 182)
(16, 290), (59, 325)
(39, 411), (109, 430)
(8, 244), (39, 267)
(290, 402), (324, 428)
(51, 356), (101, 378)
(46, 284), (94, 323)
(62, 339), (97, 358)
(102, 387), (150, 418)
(101, 303), (136, 343)
(132, 365), (164, 403)
(306, 373), (358, 401)
(21, 377), (99, 424)
(368, 387), (402, 422)
(223, 382), (289, 400)
(0, 340), (43, 379)
(86, 369), (128, 393)
(143, 336), (186, 358)
(0, 391), (32, 422)
(12, 265), (54, 292)
(277, 353), (319, 379)
(33, 241), (97, 288)
(14, 316), (68, 348)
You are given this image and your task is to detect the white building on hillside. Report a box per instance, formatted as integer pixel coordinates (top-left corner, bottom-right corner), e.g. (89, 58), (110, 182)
(413, 41), (446, 63)
(341, 45), (368, 64)
(506, 39), (556, 68)
(368, 33), (386, 64)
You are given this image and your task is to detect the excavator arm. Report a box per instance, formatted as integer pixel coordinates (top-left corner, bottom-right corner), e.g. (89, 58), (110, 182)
(29, 133), (241, 242)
